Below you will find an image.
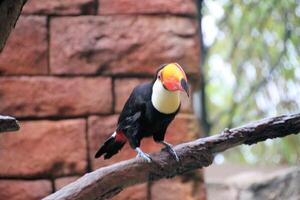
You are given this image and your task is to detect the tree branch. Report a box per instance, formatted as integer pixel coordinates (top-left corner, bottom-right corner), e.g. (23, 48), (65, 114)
(44, 113), (300, 200)
(0, 115), (20, 133)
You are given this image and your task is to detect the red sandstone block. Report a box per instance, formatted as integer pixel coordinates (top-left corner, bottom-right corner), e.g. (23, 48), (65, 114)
(50, 16), (200, 75)
(114, 78), (192, 113)
(151, 177), (195, 200)
(99, 0), (197, 15)
(181, 92), (193, 113)
(114, 78), (150, 112)
(113, 183), (148, 200)
(0, 77), (112, 117)
(0, 16), (47, 75)
(88, 115), (121, 168)
(0, 179), (52, 200)
(88, 114), (198, 170)
(23, 0), (96, 15)
(0, 119), (87, 177)
(55, 176), (79, 190)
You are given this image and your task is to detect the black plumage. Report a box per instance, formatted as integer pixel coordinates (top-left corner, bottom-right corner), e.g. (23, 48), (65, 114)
(95, 63), (188, 162)
(94, 136), (125, 159)
(118, 82), (180, 148)
(95, 81), (179, 160)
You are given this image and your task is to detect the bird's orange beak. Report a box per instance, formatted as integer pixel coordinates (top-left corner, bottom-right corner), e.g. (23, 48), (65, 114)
(159, 63), (189, 97)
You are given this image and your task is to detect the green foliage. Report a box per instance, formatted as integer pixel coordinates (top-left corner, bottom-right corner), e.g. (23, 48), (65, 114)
(202, 0), (300, 165)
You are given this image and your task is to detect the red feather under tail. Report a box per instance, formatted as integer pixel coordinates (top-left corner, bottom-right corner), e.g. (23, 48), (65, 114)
(94, 131), (126, 159)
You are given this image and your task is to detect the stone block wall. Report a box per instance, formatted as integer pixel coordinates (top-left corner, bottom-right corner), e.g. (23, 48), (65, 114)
(0, 0), (205, 199)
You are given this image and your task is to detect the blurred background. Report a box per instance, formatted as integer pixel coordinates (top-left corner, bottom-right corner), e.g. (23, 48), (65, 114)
(198, 0), (300, 166)
(198, 1), (300, 199)
(0, 0), (299, 200)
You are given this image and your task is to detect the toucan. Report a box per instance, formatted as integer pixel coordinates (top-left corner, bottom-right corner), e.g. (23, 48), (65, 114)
(94, 63), (189, 162)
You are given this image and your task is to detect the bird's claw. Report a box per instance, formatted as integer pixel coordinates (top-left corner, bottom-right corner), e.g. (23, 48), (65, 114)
(135, 147), (152, 163)
(161, 142), (180, 162)
(164, 146), (180, 162)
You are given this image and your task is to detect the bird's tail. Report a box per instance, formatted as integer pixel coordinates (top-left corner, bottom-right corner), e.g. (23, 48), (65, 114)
(94, 131), (126, 159)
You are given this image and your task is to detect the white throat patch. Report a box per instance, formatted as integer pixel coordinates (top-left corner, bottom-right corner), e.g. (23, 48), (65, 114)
(151, 79), (180, 114)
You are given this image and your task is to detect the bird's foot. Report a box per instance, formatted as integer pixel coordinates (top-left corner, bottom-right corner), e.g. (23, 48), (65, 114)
(135, 147), (152, 163)
(160, 141), (180, 162)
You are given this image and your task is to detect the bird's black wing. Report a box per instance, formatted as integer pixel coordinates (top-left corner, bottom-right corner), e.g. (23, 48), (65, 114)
(116, 83), (153, 148)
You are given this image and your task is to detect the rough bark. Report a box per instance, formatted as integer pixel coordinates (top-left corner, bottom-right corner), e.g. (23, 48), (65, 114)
(0, 115), (19, 133)
(0, 0), (27, 52)
(44, 113), (300, 200)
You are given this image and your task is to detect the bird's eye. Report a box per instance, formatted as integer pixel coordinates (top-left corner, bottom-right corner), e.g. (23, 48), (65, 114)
(158, 74), (161, 79)
(159, 75), (163, 81)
